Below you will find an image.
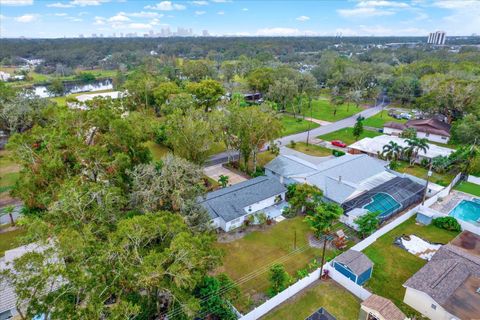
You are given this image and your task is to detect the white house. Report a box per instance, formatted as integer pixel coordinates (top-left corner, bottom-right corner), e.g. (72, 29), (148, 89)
(383, 118), (451, 143)
(0, 71), (11, 82)
(198, 176), (287, 232)
(403, 231), (480, 320)
(348, 135), (454, 163)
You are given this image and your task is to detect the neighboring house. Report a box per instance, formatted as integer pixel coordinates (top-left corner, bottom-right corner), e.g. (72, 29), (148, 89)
(403, 231), (480, 320)
(0, 243), (56, 320)
(384, 118), (451, 143)
(305, 307), (336, 320)
(359, 294), (406, 320)
(265, 153), (396, 204)
(348, 135), (454, 163)
(332, 249), (373, 285)
(198, 176), (287, 232)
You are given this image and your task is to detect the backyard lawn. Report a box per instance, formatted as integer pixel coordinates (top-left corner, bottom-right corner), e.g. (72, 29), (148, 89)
(216, 217), (344, 312)
(363, 111), (407, 128)
(0, 150), (20, 195)
(454, 181), (480, 197)
(394, 161), (455, 186)
(0, 227), (26, 257)
(262, 280), (361, 320)
(288, 142), (332, 157)
(281, 115), (319, 136)
(318, 127), (382, 146)
(362, 216), (459, 316)
(308, 99), (359, 122)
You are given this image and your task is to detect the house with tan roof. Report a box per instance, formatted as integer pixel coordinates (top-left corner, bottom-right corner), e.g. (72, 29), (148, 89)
(359, 294), (407, 320)
(384, 118), (451, 143)
(403, 231), (480, 320)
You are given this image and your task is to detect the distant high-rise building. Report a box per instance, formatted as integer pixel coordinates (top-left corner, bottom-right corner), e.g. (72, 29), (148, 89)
(202, 30), (210, 37)
(427, 31), (446, 45)
(91, 33), (97, 38)
(79, 34), (84, 38)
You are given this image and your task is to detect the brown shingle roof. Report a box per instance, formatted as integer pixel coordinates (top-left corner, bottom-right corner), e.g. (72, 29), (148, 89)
(403, 232), (480, 319)
(384, 122), (406, 130)
(362, 294), (406, 320)
(405, 118), (451, 137)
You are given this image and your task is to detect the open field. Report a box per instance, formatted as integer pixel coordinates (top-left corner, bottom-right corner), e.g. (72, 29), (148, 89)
(394, 161), (455, 186)
(216, 217), (353, 312)
(49, 89), (115, 106)
(454, 181), (480, 197)
(286, 97), (359, 122)
(363, 111), (407, 128)
(317, 127), (382, 146)
(288, 142), (332, 157)
(281, 115), (319, 136)
(262, 280), (361, 320)
(363, 216), (459, 316)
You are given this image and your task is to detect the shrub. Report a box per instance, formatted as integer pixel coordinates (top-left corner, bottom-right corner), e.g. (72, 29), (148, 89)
(332, 149), (345, 157)
(432, 216), (461, 232)
(289, 140), (296, 148)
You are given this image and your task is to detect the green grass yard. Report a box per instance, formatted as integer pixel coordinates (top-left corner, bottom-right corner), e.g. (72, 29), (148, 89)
(0, 150), (20, 196)
(286, 98), (359, 122)
(281, 115), (319, 136)
(363, 111), (407, 128)
(288, 142), (332, 157)
(317, 127), (382, 146)
(0, 227), (26, 257)
(363, 216), (459, 317)
(454, 181), (480, 197)
(216, 217), (344, 312)
(261, 280), (361, 320)
(394, 161), (455, 187)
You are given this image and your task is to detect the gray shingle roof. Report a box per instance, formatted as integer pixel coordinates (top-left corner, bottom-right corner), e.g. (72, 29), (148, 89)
(199, 176), (286, 223)
(403, 232), (480, 319)
(264, 155), (318, 177)
(334, 249), (373, 275)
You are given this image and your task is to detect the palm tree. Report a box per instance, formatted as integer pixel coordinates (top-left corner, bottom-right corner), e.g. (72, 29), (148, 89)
(404, 137), (429, 166)
(382, 141), (403, 161)
(1, 205), (15, 227)
(217, 174), (229, 188)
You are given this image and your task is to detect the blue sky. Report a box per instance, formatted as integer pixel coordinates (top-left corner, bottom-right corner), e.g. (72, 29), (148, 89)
(0, 0), (479, 38)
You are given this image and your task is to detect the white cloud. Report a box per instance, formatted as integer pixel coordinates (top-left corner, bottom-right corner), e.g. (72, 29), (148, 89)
(47, 2), (74, 7)
(145, 1), (186, 11)
(433, 0), (480, 35)
(93, 16), (106, 24)
(108, 13), (130, 22)
(127, 11), (162, 18)
(211, 0), (231, 2)
(217, 10), (224, 15)
(68, 17), (83, 22)
(70, 0), (107, 6)
(241, 7), (248, 11)
(256, 27), (318, 36)
(296, 15), (310, 22)
(150, 18), (160, 25)
(195, 10), (206, 15)
(0, 0), (33, 5)
(433, 0), (478, 9)
(191, 0), (208, 5)
(357, 1), (409, 8)
(14, 13), (38, 22)
(54, 13), (68, 16)
(337, 7), (395, 17)
(128, 23), (151, 29)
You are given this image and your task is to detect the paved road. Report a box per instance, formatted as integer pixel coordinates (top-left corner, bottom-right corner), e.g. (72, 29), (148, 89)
(206, 103), (386, 166)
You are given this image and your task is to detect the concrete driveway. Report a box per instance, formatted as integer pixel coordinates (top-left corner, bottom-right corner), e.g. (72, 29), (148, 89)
(204, 164), (247, 186)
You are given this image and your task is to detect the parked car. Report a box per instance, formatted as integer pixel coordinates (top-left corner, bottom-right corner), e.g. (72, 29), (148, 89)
(400, 112), (412, 120)
(331, 140), (347, 148)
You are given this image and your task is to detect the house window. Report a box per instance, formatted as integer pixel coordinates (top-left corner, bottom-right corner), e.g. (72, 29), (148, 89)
(441, 136), (447, 140)
(431, 304), (436, 310)
(426, 132), (430, 137)
(248, 206), (252, 212)
(367, 313), (380, 320)
(274, 194), (282, 203)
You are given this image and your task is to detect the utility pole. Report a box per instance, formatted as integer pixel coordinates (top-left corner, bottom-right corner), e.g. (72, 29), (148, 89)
(422, 160), (433, 205)
(319, 235), (328, 280)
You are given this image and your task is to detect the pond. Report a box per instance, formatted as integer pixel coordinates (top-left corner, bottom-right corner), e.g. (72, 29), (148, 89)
(33, 79), (113, 98)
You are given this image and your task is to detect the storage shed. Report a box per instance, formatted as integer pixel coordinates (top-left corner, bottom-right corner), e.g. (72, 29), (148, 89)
(332, 249), (373, 285)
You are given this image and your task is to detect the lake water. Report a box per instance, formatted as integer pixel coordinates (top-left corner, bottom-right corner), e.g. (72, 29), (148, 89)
(33, 79), (113, 98)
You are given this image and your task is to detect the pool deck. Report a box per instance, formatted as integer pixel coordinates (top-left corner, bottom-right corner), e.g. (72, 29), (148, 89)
(430, 190), (478, 214)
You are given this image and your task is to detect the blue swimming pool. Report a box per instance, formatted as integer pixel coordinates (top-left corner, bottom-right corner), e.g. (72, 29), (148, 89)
(363, 192), (401, 219)
(449, 199), (480, 225)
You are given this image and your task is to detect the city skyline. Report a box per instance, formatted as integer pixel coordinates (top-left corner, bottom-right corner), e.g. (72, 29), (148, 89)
(0, 0), (479, 38)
